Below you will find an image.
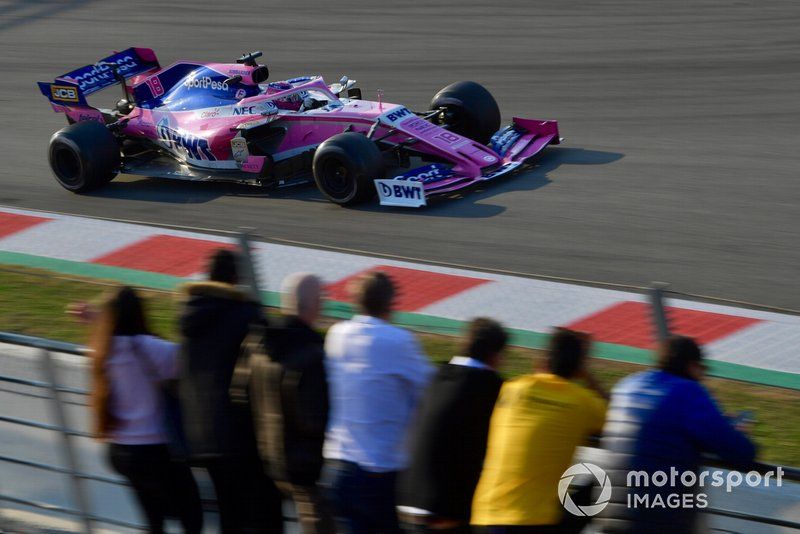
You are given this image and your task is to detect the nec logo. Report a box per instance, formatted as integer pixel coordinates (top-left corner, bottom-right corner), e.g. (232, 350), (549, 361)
(51, 85), (79, 102)
(383, 107), (412, 123)
(233, 106), (257, 115)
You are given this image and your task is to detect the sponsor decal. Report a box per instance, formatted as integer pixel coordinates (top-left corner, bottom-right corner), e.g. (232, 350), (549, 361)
(242, 158), (264, 173)
(229, 69), (250, 76)
(483, 154), (497, 162)
(402, 117), (437, 136)
(230, 137), (249, 162)
(236, 115), (279, 130)
(184, 76), (230, 91)
(200, 108), (221, 119)
(65, 54), (139, 92)
(156, 118), (216, 160)
(395, 164), (454, 184)
(379, 181), (424, 200)
(77, 113), (102, 122)
(197, 101), (277, 120)
(375, 178), (426, 206)
(233, 106), (257, 115)
(51, 85), (79, 102)
(235, 88), (247, 99)
(382, 106), (413, 124)
(286, 76), (313, 84)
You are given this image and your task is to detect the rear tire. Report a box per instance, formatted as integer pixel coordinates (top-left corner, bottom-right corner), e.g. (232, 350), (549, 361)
(48, 121), (120, 193)
(430, 81), (501, 145)
(312, 133), (384, 206)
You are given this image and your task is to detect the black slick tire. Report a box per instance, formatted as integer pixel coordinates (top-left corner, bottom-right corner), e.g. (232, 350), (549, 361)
(48, 121), (120, 193)
(312, 132), (384, 206)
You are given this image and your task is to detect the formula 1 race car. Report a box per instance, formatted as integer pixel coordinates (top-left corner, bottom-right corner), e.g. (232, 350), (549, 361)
(38, 48), (560, 207)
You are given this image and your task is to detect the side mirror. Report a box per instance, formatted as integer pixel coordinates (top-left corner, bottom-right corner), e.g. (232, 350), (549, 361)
(224, 75), (243, 86)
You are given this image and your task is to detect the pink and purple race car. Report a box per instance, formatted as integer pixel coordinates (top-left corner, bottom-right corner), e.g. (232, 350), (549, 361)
(38, 48), (560, 207)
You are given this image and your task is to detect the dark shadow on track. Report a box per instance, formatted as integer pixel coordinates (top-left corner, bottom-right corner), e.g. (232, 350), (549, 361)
(0, 0), (96, 33)
(354, 147), (624, 219)
(86, 147), (622, 213)
(85, 177), (279, 204)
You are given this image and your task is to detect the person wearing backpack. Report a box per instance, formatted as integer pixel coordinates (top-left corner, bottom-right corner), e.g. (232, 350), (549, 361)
(247, 273), (335, 534)
(81, 286), (203, 534)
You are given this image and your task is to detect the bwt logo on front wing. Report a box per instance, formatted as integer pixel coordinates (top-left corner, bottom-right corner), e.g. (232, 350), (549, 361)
(379, 182), (423, 200)
(51, 85), (79, 102)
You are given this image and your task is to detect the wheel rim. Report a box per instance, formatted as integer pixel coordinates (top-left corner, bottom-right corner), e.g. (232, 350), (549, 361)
(320, 158), (354, 199)
(441, 105), (471, 136)
(52, 145), (82, 186)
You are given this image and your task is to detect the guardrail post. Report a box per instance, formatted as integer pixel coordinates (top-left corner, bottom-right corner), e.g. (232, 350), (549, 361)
(237, 228), (262, 303)
(40, 348), (94, 534)
(648, 282), (671, 344)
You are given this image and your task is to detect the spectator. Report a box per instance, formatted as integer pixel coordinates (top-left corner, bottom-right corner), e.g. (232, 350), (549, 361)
(178, 249), (283, 533)
(247, 273), (336, 533)
(397, 318), (508, 533)
(595, 336), (756, 534)
(323, 271), (434, 534)
(471, 328), (608, 533)
(86, 286), (202, 533)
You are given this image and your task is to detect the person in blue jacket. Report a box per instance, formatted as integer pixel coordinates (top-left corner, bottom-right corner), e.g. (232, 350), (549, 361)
(595, 336), (756, 533)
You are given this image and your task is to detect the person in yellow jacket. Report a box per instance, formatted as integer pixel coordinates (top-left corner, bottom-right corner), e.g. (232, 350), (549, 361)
(471, 328), (608, 533)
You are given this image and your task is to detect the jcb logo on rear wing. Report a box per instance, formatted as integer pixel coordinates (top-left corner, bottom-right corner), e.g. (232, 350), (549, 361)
(51, 85), (79, 103)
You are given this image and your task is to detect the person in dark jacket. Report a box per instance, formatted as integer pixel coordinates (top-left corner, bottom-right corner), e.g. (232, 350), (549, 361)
(178, 249), (283, 533)
(595, 336), (756, 534)
(397, 318), (507, 533)
(248, 273), (335, 534)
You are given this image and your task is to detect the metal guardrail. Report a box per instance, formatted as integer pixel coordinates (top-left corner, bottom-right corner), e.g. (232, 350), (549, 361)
(2, 331), (799, 532)
(1, 339), (147, 532)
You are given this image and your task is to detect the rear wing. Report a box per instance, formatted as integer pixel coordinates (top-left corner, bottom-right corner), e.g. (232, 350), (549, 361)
(37, 47), (160, 107)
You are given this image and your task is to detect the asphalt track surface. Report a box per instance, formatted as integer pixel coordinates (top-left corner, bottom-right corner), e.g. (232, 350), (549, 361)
(1, 0), (798, 308)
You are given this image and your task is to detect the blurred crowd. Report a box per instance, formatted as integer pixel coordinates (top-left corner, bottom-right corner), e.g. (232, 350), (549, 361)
(75, 249), (757, 534)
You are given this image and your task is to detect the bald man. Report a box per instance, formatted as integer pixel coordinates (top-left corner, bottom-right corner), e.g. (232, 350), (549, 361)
(248, 273), (335, 533)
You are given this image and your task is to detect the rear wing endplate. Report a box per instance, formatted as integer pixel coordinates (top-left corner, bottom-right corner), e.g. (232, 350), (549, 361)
(37, 47), (159, 106)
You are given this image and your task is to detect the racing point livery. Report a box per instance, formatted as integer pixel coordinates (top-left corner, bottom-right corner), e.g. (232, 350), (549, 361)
(38, 48), (560, 207)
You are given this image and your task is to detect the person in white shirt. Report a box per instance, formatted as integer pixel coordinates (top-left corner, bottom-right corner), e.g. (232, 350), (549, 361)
(323, 271), (433, 534)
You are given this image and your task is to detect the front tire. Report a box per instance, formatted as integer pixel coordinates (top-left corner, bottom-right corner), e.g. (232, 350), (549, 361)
(430, 81), (501, 145)
(312, 133), (384, 206)
(48, 121), (120, 193)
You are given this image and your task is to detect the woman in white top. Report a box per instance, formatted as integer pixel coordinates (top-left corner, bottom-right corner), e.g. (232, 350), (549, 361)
(88, 286), (202, 533)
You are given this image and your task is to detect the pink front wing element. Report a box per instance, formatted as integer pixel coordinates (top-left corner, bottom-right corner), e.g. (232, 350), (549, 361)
(503, 118), (560, 163)
(380, 107), (498, 179)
